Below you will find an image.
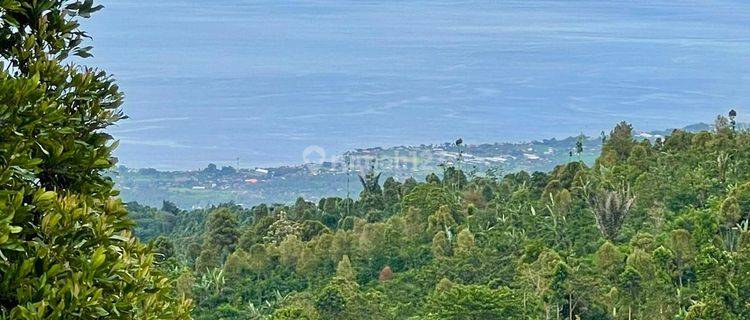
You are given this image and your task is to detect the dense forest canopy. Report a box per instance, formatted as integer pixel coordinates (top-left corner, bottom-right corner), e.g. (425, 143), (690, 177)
(131, 116), (750, 319)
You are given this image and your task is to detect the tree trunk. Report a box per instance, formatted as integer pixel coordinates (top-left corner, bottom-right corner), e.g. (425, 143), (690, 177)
(569, 293), (573, 320)
(628, 306), (632, 320)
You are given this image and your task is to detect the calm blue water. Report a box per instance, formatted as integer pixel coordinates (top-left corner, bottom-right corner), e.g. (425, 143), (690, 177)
(85, 0), (750, 170)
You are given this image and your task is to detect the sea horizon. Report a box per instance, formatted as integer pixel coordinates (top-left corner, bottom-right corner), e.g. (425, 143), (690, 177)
(84, 0), (750, 170)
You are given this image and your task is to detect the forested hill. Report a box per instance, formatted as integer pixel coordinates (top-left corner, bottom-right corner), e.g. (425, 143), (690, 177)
(133, 119), (750, 319)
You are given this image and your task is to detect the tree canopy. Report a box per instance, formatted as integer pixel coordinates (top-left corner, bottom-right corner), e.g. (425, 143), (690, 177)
(125, 116), (750, 319)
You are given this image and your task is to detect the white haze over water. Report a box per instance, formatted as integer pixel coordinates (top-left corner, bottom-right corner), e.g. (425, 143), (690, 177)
(85, 0), (750, 170)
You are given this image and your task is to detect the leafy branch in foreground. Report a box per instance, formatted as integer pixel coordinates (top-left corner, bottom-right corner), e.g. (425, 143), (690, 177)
(0, 1), (191, 318)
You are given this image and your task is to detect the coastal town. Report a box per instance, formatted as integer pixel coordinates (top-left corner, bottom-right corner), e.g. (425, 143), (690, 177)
(114, 133), (616, 209)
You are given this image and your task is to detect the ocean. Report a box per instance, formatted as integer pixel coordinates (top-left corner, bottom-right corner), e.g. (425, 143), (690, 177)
(84, 0), (750, 170)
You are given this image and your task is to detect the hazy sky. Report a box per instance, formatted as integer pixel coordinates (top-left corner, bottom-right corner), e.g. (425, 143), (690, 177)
(84, 0), (750, 170)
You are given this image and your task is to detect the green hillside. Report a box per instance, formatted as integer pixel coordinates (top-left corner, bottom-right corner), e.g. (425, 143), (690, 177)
(131, 120), (750, 319)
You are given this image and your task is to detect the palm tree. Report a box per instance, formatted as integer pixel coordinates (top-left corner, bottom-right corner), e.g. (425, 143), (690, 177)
(588, 187), (636, 241)
(729, 109), (737, 131)
(575, 134), (585, 162)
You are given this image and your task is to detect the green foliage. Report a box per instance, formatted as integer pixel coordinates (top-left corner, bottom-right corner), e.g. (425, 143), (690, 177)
(196, 208), (239, 271)
(598, 121), (635, 166)
(402, 184), (457, 219)
(270, 305), (316, 320)
(721, 182), (750, 225)
(128, 119), (750, 319)
(315, 285), (346, 317)
(423, 284), (525, 319)
(0, 0), (190, 318)
(152, 236), (176, 262)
